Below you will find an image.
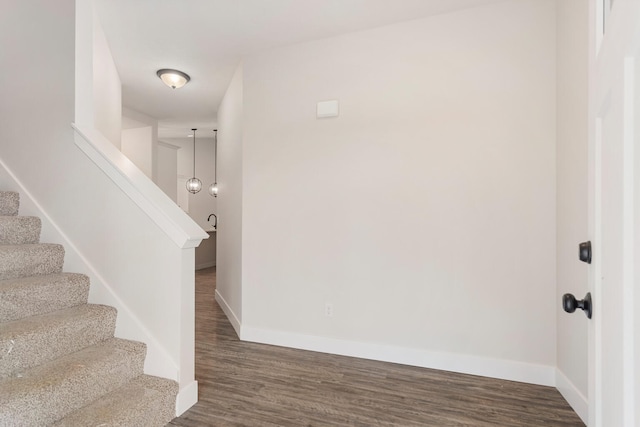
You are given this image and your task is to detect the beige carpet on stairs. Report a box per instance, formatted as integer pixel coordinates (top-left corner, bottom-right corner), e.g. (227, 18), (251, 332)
(0, 190), (178, 426)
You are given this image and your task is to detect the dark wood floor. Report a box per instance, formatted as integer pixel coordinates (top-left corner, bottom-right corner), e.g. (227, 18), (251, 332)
(169, 267), (584, 426)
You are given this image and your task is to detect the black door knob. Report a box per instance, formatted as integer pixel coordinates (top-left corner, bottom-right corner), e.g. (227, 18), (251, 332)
(562, 292), (592, 319)
(579, 241), (592, 264)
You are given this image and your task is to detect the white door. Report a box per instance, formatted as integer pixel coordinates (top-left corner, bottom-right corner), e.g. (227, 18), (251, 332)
(588, 0), (640, 425)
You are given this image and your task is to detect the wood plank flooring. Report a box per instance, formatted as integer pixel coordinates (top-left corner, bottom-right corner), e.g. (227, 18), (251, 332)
(168, 268), (584, 426)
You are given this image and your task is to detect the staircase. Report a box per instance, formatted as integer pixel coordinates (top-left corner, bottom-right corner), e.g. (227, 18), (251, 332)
(0, 191), (178, 426)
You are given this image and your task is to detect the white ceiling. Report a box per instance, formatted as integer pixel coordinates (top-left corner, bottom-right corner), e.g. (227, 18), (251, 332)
(95, 0), (505, 138)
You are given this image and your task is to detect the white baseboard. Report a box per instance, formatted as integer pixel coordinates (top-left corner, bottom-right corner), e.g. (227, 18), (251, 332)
(175, 380), (198, 416)
(215, 290), (241, 337)
(196, 261), (216, 270)
(240, 326), (556, 387)
(555, 369), (588, 424)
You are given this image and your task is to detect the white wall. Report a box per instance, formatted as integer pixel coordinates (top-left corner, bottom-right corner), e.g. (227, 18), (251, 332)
(122, 126), (153, 178)
(157, 141), (179, 202)
(215, 64), (244, 332)
(122, 107), (159, 182)
(162, 136), (218, 230)
(555, 0), (589, 421)
(92, 9), (121, 148)
(196, 231), (216, 270)
(238, 0), (558, 383)
(162, 137), (217, 230)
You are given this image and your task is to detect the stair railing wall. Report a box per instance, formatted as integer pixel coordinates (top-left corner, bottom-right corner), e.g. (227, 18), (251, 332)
(0, 139), (204, 415)
(77, 0), (206, 415)
(71, 124), (208, 414)
(0, 0), (205, 416)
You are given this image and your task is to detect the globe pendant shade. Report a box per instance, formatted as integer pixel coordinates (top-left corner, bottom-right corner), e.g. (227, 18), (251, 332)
(208, 183), (218, 197)
(186, 177), (202, 194)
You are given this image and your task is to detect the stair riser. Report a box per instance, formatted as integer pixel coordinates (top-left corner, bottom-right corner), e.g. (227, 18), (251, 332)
(0, 191), (19, 216)
(0, 216), (41, 244)
(0, 339), (146, 426)
(54, 390), (167, 427)
(0, 244), (64, 281)
(0, 273), (90, 322)
(53, 375), (179, 427)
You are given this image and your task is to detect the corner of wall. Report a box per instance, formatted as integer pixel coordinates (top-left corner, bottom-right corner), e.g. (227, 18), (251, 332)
(556, 368), (588, 424)
(555, 0), (589, 415)
(215, 289), (241, 337)
(215, 61), (244, 327)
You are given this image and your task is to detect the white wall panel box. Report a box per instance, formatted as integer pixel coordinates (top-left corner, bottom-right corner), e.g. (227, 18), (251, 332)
(316, 100), (339, 118)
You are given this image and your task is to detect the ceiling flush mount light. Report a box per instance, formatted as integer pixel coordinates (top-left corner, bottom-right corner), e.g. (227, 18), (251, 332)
(208, 129), (218, 197)
(186, 129), (202, 194)
(157, 69), (190, 89)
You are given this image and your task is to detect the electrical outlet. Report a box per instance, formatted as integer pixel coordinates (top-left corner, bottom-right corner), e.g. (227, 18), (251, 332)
(324, 303), (333, 317)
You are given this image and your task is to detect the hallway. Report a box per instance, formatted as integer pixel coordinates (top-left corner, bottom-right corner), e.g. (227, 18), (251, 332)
(169, 268), (583, 426)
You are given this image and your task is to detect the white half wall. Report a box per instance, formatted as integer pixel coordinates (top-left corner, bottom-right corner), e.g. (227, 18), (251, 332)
(556, 0), (589, 422)
(215, 64), (244, 331)
(239, 0), (557, 383)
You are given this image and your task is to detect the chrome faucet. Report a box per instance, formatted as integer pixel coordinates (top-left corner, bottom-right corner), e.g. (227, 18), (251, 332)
(207, 213), (217, 230)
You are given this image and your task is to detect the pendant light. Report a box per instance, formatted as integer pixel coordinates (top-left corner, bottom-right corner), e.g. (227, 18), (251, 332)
(208, 129), (218, 197)
(186, 129), (202, 193)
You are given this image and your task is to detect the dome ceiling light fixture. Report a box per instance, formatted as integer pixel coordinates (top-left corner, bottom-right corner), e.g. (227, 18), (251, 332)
(156, 68), (190, 89)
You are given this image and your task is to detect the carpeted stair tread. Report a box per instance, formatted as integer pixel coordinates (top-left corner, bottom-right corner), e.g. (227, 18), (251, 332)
(0, 337), (146, 426)
(0, 243), (64, 281)
(52, 374), (178, 427)
(0, 191), (19, 216)
(0, 304), (117, 379)
(0, 273), (90, 322)
(0, 215), (41, 245)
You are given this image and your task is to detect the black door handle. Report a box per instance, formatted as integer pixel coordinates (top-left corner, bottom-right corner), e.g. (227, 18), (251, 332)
(579, 241), (592, 263)
(562, 292), (592, 319)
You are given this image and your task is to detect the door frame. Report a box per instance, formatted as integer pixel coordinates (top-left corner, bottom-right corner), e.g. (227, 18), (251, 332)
(587, 0), (639, 425)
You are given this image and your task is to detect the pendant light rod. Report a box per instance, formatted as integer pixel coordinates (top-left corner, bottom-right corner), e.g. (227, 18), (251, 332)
(214, 129), (217, 184)
(208, 129), (219, 197)
(186, 128), (202, 193)
(192, 128), (197, 177)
